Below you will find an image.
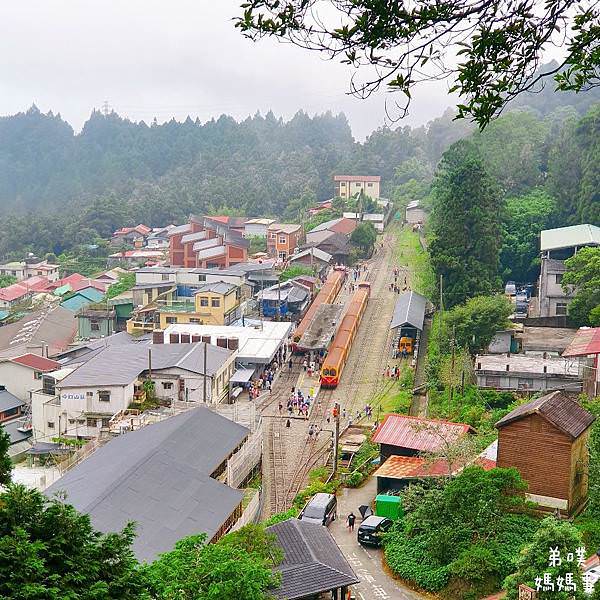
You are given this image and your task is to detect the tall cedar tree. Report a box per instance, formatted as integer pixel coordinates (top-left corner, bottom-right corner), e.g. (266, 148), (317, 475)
(429, 141), (503, 308)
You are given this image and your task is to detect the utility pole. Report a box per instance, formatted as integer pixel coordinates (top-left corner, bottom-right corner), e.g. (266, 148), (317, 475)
(277, 281), (281, 322)
(333, 402), (340, 473)
(148, 348), (152, 380)
(439, 274), (444, 313)
(449, 325), (456, 404)
(203, 342), (208, 403)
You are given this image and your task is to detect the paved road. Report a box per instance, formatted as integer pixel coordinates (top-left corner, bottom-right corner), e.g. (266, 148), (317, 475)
(329, 477), (425, 600)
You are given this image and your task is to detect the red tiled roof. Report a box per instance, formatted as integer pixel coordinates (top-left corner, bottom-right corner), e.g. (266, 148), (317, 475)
(11, 353), (61, 371)
(372, 414), (473, 452)
(21, 276), (52, 292)
(113, 224), (151, 237)
(334, 175), (381, 182)
(563, 327), (600, 357)
(70, 279), (107, 293)
(374, 454), (496, 480)
(0, 284), (31, 302)
(207, 216), (230, 224)
(56, 273), (86, 288)
(329, 218), (357, 236)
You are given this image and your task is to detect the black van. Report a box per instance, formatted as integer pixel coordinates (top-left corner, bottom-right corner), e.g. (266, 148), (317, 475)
(357, 516), (392, 547)
(299, 493), (337, 526)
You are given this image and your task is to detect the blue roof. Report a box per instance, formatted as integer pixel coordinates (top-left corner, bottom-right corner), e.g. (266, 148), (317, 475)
(60, 288), (104, 312)
(0, 311), (9, 321)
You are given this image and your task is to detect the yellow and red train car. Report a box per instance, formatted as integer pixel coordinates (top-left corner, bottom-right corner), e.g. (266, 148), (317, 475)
(292, 267), (345, 352)
(320, 282), (371, 388)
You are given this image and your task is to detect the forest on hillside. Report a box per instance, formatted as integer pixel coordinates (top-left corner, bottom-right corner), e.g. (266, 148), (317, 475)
(0, 64), (598, 261)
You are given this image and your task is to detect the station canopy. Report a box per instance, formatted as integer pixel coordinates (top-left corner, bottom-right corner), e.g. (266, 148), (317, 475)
(390, 291), (427, 331)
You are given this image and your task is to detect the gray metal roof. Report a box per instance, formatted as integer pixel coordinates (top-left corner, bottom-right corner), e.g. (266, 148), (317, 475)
(540, 224), (600, 252)
(181, 230), (208, 244)
(58, 343), (232, 388)
(406, 200), (421, 210)
(192, 237), (220, 252)
(289, 247), (333, 264)
(195, 282), (238, 295)
(310, 218), (342, 233)
(196, 245), (226, 260)
(0, 389), (25, 412)
(167, 223), (192, 236)
(2, 418), (32, 444)
(267, 519), (359, 600)
(46, 407), (248, 562)
(390, 291), (427, 331)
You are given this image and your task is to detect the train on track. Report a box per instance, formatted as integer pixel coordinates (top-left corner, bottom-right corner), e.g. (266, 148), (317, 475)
(291, 266), (346, 352)
(320, 282), (371, 388)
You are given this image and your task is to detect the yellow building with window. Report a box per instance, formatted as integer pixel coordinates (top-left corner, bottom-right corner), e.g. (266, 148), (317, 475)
(158, 282), (241, 329)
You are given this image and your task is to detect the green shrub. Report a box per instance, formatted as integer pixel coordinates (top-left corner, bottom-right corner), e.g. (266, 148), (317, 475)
(264, 508), (299, 526)
(345, 471), (363, 488)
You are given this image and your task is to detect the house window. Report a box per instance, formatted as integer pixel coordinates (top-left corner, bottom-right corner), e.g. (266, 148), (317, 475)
(161, 273), (170, 281)
(278, 251), (287, 260)
(367, 182), (373, 187)
(518, 378), (534, 390)
(200, 297), (209, 307)
(556, 302), (568, 316)
(485, 376), (501, 387)
(34, 371), (43, 380)
(101, 417), (110, 428)
(211, 298), (220, 308)
(90, 319), (100, 332)
(86, 418), (98, 427)
(47, 421), (55, 429)
(555, 273), (563, 284)
(269, 233), (276, 239)
(162, 382), (173, 390)
(98, 390), (111, 402)
(86, 391), (93, 397)
(340, 182), (346, 187)
(77, 418), (86, 425)
(279, 236), (286, 244)
(198, 274), (206, 282)
(165, 316), (178, 324)
(189, 318), (202, 324)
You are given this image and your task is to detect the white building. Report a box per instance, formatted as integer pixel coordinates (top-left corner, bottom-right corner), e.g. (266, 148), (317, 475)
(405, 200), (426, 224)
(0, 353), (62, 402)
(244, 218), (275, 238)
(538, 224), (600, 318)
(162, 319), (292, 369)
(0, 259), (60, 282)
(31, 343), (235, 441)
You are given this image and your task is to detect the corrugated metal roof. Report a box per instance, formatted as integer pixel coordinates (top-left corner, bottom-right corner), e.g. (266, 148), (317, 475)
(181, 230), (208, 244)
(540, 224), (600, 252)
(196, 245), (226, 260)
(45, 407), (248, 562)
(268, 519), (359, 600)
(372, 414), (472, 451)
(192, 237), (220, 252)
(495, 390), (594, 439)
(390, 291), (427, 331)
(195, 281), (238, 295)
(0, 389), (25, 412)
(333, 175), (380, 182)
(58, 343), (232, 388)
(562, 327), (600, 357)
(10, 353), (61, 371)
(289, 247), (332, 263)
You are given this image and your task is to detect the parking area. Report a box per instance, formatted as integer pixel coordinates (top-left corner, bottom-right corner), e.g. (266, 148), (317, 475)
(329, 477), (424, 600)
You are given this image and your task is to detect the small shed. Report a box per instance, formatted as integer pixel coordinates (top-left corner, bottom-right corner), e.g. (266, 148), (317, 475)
(267, 518), (359, 600)
(372, 414), (473, 461)
(405, 200), (426, 224)
(496, 391), (595, 515)
(390, 291), (427, 340)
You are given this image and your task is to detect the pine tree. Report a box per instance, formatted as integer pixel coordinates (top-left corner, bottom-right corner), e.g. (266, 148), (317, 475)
(429, 140), (504, 308)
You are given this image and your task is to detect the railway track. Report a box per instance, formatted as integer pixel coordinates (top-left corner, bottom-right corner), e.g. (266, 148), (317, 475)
(264, 229), (406, 516)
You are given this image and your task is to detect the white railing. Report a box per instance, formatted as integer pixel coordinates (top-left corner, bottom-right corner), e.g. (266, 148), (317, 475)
(231, 489), (261, 531)
(226, 425), (263, 488)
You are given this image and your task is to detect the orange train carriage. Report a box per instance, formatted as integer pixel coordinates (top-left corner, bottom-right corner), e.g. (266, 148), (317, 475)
(320, 282), (371, 388)
(292, 267), (346, 352)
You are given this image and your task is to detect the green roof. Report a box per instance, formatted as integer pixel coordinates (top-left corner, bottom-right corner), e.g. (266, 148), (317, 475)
(540, 224), (600, 252)
(54, 284), (72, 296)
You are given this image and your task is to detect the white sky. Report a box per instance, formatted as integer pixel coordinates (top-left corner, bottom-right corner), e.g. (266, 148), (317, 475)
(0, 0), (456, 140)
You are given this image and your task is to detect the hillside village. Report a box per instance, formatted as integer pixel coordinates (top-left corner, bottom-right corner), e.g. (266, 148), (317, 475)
(0, 157), (598, 599)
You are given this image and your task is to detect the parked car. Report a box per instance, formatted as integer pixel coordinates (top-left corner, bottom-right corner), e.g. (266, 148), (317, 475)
(299, 493), (337, 526)
(357, 515), (392, 547)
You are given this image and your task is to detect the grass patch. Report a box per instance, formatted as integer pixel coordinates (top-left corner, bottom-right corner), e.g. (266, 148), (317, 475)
(394, 226), (436, 298)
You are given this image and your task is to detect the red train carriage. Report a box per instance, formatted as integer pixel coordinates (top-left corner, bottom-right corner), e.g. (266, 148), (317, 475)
(320, 282), (370, 388)
(291, 267), (345, 352)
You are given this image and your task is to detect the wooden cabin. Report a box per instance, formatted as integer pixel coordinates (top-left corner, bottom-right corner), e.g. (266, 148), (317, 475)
(495, 391), (595, 516)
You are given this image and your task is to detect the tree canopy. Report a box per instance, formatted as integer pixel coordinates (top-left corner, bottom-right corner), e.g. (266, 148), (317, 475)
(429, 141), (503, 308)
(350, 221), (377, 256)
(0, 485), (147, 600)
(0, 424), (11, 487)
(562, 247), (600, 326)
(236, 1), (600, 128)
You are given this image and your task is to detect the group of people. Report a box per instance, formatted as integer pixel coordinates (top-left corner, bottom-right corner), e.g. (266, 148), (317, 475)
(279, 386), (314, 418)
(384, 364), (403, 379)
(390, 267), (408, 294)
(247, 364), (278, 399)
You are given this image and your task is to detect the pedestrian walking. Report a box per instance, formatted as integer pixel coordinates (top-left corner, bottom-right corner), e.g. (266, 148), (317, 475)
(303, 359), (308, 372)
(278, 402), (283, 413)
(347, 512), (356, 531)
(342, 408), (347, 419)
(288, 358), (293, 371)
(286, 419), (291, 428)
